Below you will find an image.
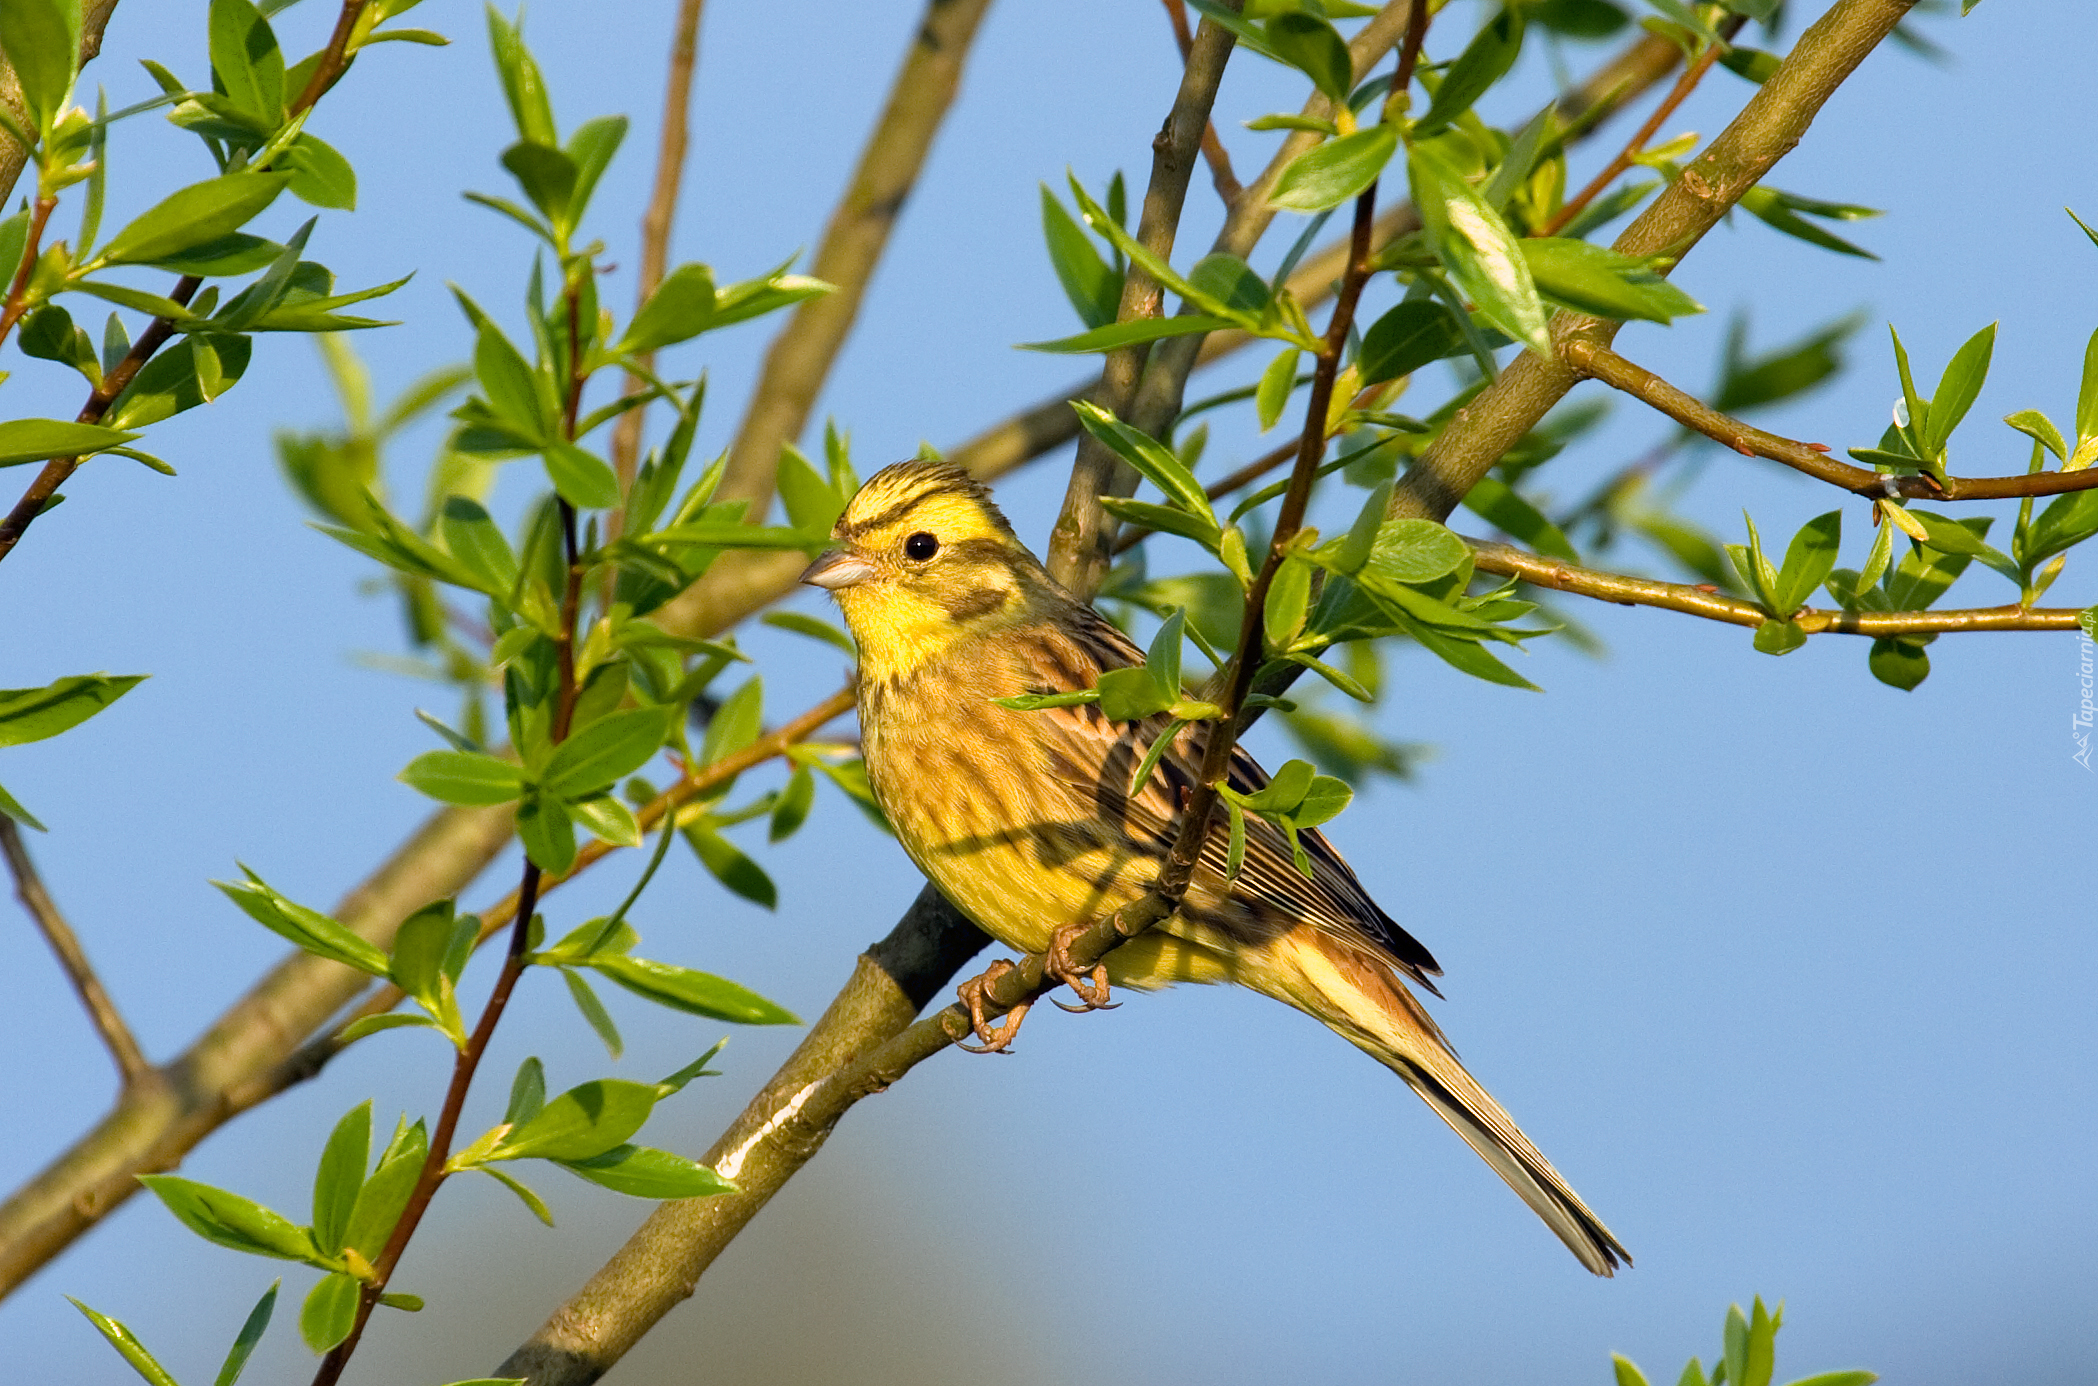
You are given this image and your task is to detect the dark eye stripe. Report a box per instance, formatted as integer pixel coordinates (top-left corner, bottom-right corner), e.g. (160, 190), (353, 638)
(940, 585), (1011, 622)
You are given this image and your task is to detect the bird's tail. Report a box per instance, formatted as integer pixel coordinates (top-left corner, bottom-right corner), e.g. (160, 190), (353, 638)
(1256, 930), (1631, 1277)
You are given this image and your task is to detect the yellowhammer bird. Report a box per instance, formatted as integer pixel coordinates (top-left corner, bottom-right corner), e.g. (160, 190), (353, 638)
(802, 460), (1629, 1276)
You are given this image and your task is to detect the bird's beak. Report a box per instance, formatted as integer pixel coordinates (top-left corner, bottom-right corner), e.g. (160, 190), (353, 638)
(800, 549), (876, 591)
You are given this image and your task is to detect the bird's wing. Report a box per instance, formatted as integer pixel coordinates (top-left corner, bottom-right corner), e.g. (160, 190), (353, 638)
(1020, 603), (1442, 990)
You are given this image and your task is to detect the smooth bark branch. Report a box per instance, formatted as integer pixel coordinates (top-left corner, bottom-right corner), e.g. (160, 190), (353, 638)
(1469, 537), (2090, 635)
(610, 0), (707, 498)
(1, 818), (149, 1085)
(0, 803), (515, 1298)
(1571, 341), (2098, 502)
(1161, 0), (1244, 206)
(1389, 0), (1923, 527)
(714, 0), (995, 515)
(1045, 3), (1242, 592)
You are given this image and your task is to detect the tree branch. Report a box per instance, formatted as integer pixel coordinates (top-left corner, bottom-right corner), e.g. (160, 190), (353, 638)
(1570, 341), (2098, 502)
(1045, 1), (1243, 591)
(714, 0), (996, 516)
(1389, 0), (1923, 528)
(1160, 0), (1243, 207)
(1469, 536), (2090, 635)
(1, 817), (149, 1086)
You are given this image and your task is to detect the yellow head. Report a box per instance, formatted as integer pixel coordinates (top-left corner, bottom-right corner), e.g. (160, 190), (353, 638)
(801, 462), (1048, 682)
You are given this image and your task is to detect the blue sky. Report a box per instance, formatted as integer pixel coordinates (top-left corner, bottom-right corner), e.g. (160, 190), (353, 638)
(1, 2), (2092, 1383)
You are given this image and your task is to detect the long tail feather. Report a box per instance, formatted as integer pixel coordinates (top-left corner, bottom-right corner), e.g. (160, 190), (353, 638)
(1261, 932), (1631, 1276)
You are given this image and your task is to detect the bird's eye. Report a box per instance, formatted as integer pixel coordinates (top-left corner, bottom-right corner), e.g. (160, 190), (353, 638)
(904, 531), (939, 560)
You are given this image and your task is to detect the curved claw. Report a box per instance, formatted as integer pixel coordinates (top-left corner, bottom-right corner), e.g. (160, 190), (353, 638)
(956, 958), (1029, 1053)
(1044, 920), (1118, 1014)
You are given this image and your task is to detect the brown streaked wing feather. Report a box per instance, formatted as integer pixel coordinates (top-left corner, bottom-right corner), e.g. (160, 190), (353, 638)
(1023, 602), (1443, 990)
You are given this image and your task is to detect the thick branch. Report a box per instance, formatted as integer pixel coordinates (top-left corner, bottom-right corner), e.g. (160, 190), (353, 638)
(1469, 537), (2090, 635)
(1572, 342), (2098, 502)
(715, 0), (995, 516)
(1390, 0), (1923, 527)
(1160, 0), (1243, 206)
(1, 818), (149, 1085)
(1045, 3), (1243, 591)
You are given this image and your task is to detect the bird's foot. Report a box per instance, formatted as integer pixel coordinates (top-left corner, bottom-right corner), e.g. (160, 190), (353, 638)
(1045, 918), (1117, 1014)
(956, 959), (1030, 1053)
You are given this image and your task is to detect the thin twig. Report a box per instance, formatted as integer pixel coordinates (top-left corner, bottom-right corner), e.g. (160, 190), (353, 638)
(0, 193), (56, 347)
(259, 687), (855, 1097)
(1537, 17), (1744, 239)
(0, 818), (149, 1085)
(1569, 341), (2098, 502)
(1469, 537), (2089, 635)
(609, 0), (706, 503)
(1389, 0), (1924, 527)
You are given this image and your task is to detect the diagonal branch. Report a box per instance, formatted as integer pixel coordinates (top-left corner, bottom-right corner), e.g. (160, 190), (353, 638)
(1160, 0), (1244, 207)
(1468, 537), (2090, 635)
(1, 818), (149, 1086)
(713, 0), (997, 516)
(1389, 0), (1924, 528)
(1570, 342), (2098, 502)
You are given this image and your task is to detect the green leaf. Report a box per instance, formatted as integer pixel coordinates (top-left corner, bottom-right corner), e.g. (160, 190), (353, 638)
(476, 1164), (555, 1226)
(1409, 145), (1550, 356)
(1519, 238), (1702, 323)
(0, 419), (141, 468)
(69, 1299), (181, 1386)
(1072, 400), (1215, 523)
(137, 1174), (318, 1262)
(1359, 299), (1463, 384)
(544, 441), (621, 510)
(471, 319), (547, 440)
(543, 707), (667, 798)
(1291, 773), (1353, 827)
(2004, 409), (2067, 463)
(1738, 185), (1880, 260)
(502, 139), (578, 224)
(1233, 758), (1316, 815)
(213, 1282), (279, 1386)
(98, 172), (291, 265)
(283, 132), (357, 209)
(1256, 346), (1301, 431)
(0, 780), (46, 831)
(776, 444), (845, 534)
(1773, 510), (1841, 614)
(1781, 1374), (1878, 1386)
(0, 0), (82, 130)
(564, 114), (627, 226)
(399, 749), (524, 805)
(1365, 518), (1469, 584)
(616, 261), (716, 353)
(1269, 123), (1398, 213)
(1752, 617), (1807, 655)
(517, 793), (578, 874)
(439, 496), (520, 595)
(506, 1056), (547, 1125)
(343, 1119), (427, 1259)
(1095, 664), (1175, 722)
(588, 953), (799, 1024)
(1020, 314), (1237, 354)
(1264, 12), (1354, 103)
(1614, 1354), (1653, 1386)
(338, 1012), (443, 1043)
(682, 819), (778, 908)
(1921, 321), (1995, 457)
(2076, 326), (2098, 462)
(1416, 6), (1525, 137)
(1265, 555), (1313, 650)
(1743, 1297), (1778, 1386)
(561, 967), (624, 1058)
(0, 673), (144, 746)
(700, 675), (764, 768)
(557, 1143), (736, 1199)
(491, 1079), (660, 1162)
(485, 2), (556, 146)
(209, 0), (285, 125)
(1097, 496), (1229, 548)
(214, 866), (391, 976)
(1040, 185), (1118, 329)
(761, 610), (856, 657)
(993, 689), (1100, 711)
(299, 1274), (359, 1354)
(2023, 489), (2098, 565)
(311, 1100), (371, 1255)
(770, 765), (816, 841)
(105, 335), (255, 430)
